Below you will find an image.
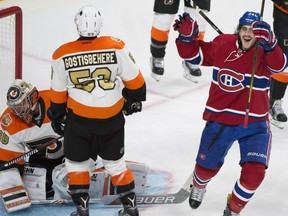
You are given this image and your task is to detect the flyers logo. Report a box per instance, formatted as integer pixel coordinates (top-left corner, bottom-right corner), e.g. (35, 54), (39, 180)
(164, 0), (173, 5)
(217, 69), (245, 92)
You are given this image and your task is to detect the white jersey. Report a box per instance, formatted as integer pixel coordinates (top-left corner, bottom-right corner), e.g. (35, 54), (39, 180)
(50, 36), (145, 119)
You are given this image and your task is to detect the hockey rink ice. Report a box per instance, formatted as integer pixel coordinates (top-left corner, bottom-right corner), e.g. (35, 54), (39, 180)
(0, 0), (287, 215)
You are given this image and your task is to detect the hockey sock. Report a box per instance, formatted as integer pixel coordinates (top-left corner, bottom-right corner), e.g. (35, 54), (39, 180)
(193, 164), (220, 188)
(229, 162), (266, 213)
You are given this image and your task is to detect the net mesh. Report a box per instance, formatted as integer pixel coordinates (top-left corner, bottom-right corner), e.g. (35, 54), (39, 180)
(0, 6), (22, 114)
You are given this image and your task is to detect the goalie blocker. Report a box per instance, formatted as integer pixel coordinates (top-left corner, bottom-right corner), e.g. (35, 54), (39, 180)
(0, 168), (31, 212)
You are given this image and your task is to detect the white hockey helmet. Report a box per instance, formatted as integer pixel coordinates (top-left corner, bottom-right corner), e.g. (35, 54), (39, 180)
(6, 79), (39, 124)
(74, 5), (103, 37)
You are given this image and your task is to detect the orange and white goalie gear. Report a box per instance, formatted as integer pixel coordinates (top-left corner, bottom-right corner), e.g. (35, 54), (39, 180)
(0, 168), (31, 212)
(22, 166), (47, 200)
(52, 160), (148, 200)
(50, 36), (145, 119)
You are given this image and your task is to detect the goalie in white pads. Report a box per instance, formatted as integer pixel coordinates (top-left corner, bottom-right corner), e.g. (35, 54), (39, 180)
(0, 79), (64, 212)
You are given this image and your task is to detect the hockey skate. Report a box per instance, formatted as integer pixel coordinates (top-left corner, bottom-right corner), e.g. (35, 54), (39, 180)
(182, 61), (202, 83)
(269, 99), (287, 129)
(118, 192), (139, 216)
(70, 196), (89, 216)
(150, 56), (164, 82)
(188, 185), (206, 209)
(223, 205), (240, 216)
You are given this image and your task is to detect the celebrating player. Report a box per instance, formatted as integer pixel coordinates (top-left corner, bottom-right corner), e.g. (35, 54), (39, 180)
(174, 11), (287, 215)
(150, 0), (211, 82)
(48, 5), (146, 216)
(0, 79), (64, 212)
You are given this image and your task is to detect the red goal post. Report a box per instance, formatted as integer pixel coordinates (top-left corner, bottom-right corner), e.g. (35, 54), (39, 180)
(0, 6), (22, 114)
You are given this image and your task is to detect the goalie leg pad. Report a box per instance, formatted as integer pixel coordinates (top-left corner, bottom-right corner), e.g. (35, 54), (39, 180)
(0, 168), (31, 212)
(22, 166), (47, 200)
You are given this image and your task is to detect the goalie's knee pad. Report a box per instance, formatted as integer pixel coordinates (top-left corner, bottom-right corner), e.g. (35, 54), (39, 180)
(0, 168), (31, 212)
(23, 166), (47, 200)
(153, 0), (180, 14)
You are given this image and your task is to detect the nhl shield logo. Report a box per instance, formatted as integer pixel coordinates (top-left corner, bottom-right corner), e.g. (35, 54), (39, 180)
(284, 39), (288, 47)
(1, 114), (12, 127)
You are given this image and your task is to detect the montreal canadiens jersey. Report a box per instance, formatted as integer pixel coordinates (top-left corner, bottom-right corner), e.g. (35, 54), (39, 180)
(50, 36), (145, 119)
(0, 90), (64, 167)
(176, 34), (288, 125)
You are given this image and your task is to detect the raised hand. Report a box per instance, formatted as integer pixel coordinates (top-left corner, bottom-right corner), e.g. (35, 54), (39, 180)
(252, 21), (278, 52)
(173, 12), (199, 43)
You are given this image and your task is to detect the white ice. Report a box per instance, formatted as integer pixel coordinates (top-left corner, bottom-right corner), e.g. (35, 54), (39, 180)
(0, 0), (287, 215)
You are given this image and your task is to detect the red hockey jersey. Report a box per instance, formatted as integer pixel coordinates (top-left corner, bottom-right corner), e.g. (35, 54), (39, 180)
(176, 34), (287, 125)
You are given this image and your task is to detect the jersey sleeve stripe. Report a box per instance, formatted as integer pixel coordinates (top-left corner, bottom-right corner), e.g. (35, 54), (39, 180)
(50, 88), (68, 104)
(122, 72), (145, 90)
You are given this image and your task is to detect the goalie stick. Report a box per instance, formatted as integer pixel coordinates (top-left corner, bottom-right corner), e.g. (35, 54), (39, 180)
(30, 173), (193, 205)
(0, 136), (63, 171)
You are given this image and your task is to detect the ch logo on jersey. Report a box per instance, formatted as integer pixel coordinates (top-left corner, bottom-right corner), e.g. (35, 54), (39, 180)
(217, 69), (245, 92)
(164, 0), (173, 5)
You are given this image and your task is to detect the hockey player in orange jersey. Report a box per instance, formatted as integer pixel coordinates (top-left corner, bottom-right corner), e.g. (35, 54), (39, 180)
(150, 0), (211, 82)
(0, 79), (64, 212)
(48, 5), (146, 216)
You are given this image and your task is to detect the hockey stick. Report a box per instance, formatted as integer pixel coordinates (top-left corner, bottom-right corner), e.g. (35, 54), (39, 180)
(31, 173), (193, 205)
(190, 0), (223, 35)
(102, 173), (193, 205)
(0, 136), (63, 171)
(198, 10), (223, 35)
(243, 0), (266, 128)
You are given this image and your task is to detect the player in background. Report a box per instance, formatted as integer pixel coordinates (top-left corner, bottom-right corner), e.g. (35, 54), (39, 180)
(269, 0), (288, 128)
(174, 11), (287, 215)
(150, 0), (210, 82)
(48, 5), (146, 216)
(0, 79), (64, 212)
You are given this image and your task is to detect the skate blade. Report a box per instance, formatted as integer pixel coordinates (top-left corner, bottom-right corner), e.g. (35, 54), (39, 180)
(151, 72), (161, 82)
(183, 74), (199, 83)
(269, 117), (285, 129)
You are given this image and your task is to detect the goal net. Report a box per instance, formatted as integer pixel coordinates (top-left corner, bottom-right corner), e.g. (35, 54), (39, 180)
(0, 6), (22, 114)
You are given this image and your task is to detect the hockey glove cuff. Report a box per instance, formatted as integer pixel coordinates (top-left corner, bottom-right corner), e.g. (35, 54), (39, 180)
(47, 108), (66, 136)
(252, 21), (278, 52)
(173, 12), (199, 43)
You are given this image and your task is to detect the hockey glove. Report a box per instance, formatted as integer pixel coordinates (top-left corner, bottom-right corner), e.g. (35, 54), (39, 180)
(122, 99), (142, 116)
(47, 108), (66, 136)
(173, 12), (199, 43)
(252, 21), (278, 52)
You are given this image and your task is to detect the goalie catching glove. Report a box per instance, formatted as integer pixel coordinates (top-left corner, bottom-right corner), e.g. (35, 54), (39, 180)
(252, 20), (278, 52)
(47, 108), (66, 135)
(173, 12), (199, 43)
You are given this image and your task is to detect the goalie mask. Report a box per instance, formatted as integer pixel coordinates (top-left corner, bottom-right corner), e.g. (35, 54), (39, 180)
(6, 79), (39, 125)
(74, 5), (103, 37)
